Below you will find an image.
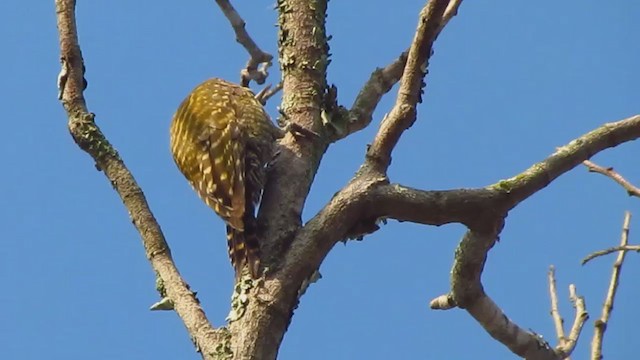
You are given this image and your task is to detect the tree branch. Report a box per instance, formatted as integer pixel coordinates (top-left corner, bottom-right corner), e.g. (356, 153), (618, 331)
(336, 0), (464, 143)
(286, 112), (640, 359)
(214, 0), (274, 86)
(431, 231), (588, 360)
(366, 0), (455, 173)
(548, 266), (566, 348)
(226, 5), (465, 355)
(54, 1), (223, 358)
(564, 284), (588, 357)
(339, 51), (408, 140)
(286, 114), (640, 285)
(227, 0), (332, 359)
(449, 230), (568, 360)
(590, 211), (632, 360)
(490, 115), (640, 209)
(441, 0), (464, 30)
(255, 82), (284, 105)
(547, 267), (588, 359)
(582, 245), (640, 265)
(583, 160), (640, 197)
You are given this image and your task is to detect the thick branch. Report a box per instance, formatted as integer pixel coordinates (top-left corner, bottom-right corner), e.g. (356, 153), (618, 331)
(437, 230), (587, 360)
(450, 231), (566, 360)
(591, 211), (631, 360)
(54, 1), (222, 358)
(287, 115), (640, 288)
(441, 0), (463, 30)
(366, 0), (453, 173)
(229, 0), (331, 359)
(286, 113), (640, 359)
(214, 0), (274, 86)
(490, 115), (640, 209)
(583, 160), (640, 197)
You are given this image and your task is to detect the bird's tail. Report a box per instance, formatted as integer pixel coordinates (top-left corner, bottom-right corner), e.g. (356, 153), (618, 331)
(226, 225), (261, 279)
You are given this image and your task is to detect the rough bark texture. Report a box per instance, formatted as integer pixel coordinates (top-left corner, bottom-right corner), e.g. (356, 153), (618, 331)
(227, 0), (331, 359)
(54, 0), (640, 359)
(55, 1), (225, 359)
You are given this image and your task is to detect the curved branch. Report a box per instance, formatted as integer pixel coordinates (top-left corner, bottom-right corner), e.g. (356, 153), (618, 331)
(284, 113), (640, 358)
(255, 82), (284, 105)
(288, 115), (640, 285)
(582, 244), (640, 265)
(450, 230), (565, 360)
(54, 1), (222, 358)
(583, 160), (640, 197)
(214, 0), (274, 86)
(565, 284), (589, 358)
(444, 230), (586, 360)
(491, 115), (640, 209)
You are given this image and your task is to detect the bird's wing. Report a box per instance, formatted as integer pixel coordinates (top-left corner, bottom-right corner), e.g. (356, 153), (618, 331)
(197, 118), (246, 231)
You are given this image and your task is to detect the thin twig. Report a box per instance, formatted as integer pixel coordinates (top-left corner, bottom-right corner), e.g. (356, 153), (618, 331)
(548, 266), (566, 346)
(340, 51), (408, 141)
(582, 244), (640, 265)
(54, 1), (221, 357)
(558, 284), (588, 358)
(591, 211), (631, 360)
(583, 160), (640, 197)
(255, 82), (284, 105)
(214, 0), (274, 86)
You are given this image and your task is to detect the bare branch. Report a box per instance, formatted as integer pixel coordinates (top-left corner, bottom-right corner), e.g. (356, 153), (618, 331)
(548, 266), (566, 347)
(563, 284), (588, 357)
(341, 51), (408, 140)
(548, 267), (588, 359)
(441, 233), (587, 360)
(226, 0), (333, 358)
(366, 0), (456, 173)
(286, 115), (640, 285)
(54, 1), (222, 357)
(583, 160), (640, 197)
(339, 0), (464, 142)
(255, 82), (284, 105)
(214, 0), (274, 86)
(490, 115), (640, 209)
(582, 244), (640, 265)
(450, 230), (566, 360)
(591, 211), (632, 360)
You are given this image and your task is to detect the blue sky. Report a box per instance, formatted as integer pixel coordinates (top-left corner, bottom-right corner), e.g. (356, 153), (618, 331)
(2, 1), (639, 359)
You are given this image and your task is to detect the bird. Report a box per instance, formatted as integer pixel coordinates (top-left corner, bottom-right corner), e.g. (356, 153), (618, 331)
(169, 78), (282, 279)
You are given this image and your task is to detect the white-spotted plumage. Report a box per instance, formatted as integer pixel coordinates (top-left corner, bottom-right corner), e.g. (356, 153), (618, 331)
(169, 78), (282, 279)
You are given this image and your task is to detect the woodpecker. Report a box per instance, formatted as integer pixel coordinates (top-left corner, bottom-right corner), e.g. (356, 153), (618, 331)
(169, 78), (282, 279)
